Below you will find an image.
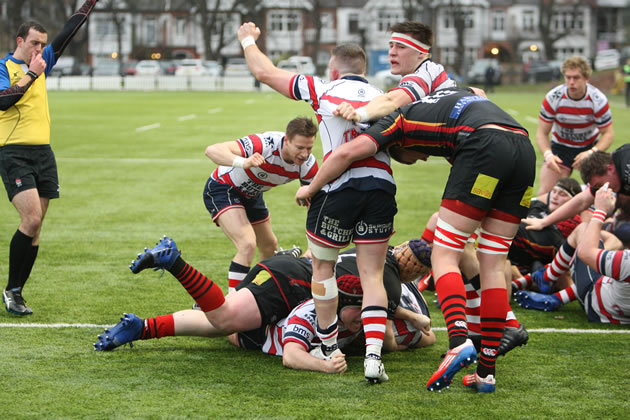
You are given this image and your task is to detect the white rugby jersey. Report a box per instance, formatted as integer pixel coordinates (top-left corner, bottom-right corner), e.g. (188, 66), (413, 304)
(586, 249), (630, 324)
(539, 83), (612, 148)
(391, 59), (456, 103)
(289, 74), (395, 194)
(392, 283), (430, 347)
(211, 131), (318, 198)
(261, 299), (360, 356)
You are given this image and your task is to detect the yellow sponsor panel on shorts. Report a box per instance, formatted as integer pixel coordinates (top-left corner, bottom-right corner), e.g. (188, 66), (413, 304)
(252, 269), (271, 286)
(520, 186), (533, 208)
(470, 174), (498, 199)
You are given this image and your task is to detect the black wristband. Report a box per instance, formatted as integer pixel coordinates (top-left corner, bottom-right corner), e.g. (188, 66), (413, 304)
(26, 70), (39, 80)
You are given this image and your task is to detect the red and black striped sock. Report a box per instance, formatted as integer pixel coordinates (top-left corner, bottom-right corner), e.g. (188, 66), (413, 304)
(436, 272), (468, 349)
(477, 288), (507, 378)
(141, 314), (175, 339)
(170, 258), (225, 312)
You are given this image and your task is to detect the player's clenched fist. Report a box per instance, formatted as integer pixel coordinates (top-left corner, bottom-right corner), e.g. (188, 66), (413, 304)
(238, 22), (261, 41)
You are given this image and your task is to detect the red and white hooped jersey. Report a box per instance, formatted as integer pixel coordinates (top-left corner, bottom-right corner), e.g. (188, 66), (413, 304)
(589, 249), (630, 324)
(211, 131), (318, 198)
(289, 74), (395, 194)
(261, 299), (360, 356)
(539, 83), (612, 148)
(391, 59), (456, 103)
(391, 283), (431, 347)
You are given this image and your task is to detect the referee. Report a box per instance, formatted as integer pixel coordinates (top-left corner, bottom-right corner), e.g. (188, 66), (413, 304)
(0, 0), (99, 315)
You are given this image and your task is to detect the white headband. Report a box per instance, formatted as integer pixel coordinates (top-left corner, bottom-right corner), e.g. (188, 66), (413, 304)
(390, 32), (430, 54)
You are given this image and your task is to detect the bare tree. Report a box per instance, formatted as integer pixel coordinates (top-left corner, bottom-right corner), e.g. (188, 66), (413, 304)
(538, 0), (592, 60)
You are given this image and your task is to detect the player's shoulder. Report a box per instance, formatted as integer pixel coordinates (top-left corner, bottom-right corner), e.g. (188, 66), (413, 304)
(545, 84), (566, 102)
(586, 83), (609, 106)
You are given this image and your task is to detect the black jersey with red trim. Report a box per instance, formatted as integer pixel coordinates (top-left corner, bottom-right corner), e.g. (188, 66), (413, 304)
(612, 144), (630, 196)
(365, 88), (527, 160)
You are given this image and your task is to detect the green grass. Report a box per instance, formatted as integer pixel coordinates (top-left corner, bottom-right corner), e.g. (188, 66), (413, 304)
(1, 89), (629, 419)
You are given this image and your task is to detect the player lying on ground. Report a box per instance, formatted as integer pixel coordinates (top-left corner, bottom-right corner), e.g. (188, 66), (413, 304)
(516, 184), (630, 324)
(94, 237), (435, 375)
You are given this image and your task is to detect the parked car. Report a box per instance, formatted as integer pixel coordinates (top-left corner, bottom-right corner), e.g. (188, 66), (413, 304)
(594, 49), (620, 71)
(160, 60), (178, 75)
(135, 60), (162, 75)
(286, 55), (316, 75)
(50, 56), (81, 76)
(277, 60), (299, 72)
(373, 69), (402, 88)
(224, 57), (251, 77)
(203, 60), (223, 76)
(522, 60), (562, 83)
(466, 58), (501, 85)
(175, 59), (208, 76)
(92, 61), (122, 76)
(123, 60), (138, 76)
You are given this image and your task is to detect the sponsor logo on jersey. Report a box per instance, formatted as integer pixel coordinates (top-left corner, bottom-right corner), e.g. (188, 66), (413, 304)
(15, 178), (22, 188)
(252, 269), (271, 286)
(520, 186), (533, 208)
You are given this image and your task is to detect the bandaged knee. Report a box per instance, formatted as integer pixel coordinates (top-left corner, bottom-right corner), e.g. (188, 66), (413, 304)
(476, 228), (513, 255)
(307, 237), (340, 261)
(434, 217), (472, 252)
(311, 276), (338, 301)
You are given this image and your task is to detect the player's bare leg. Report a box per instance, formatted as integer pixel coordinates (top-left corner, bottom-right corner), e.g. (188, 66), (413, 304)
(252, 219), (278, 259)
(216, 208), (257, 291)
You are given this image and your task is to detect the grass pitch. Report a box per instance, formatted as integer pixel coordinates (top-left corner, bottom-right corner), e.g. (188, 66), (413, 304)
(1, 87), (629, 419)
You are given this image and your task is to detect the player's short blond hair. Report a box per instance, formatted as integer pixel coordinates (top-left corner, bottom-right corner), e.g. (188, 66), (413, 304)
(562, 56), (592, 79)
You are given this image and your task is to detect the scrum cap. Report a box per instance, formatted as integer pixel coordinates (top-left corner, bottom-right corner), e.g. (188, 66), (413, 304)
(393, 238), (432, 282)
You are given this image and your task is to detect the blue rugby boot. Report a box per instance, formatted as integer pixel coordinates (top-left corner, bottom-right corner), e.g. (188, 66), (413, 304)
(129, 236), (180, 274)
(463, 371), (496, 393)
(426, 338), (477, 392)
(94, 313), (143, 351)
(531, 266), (553, 294)
(515, 290), (561, 312)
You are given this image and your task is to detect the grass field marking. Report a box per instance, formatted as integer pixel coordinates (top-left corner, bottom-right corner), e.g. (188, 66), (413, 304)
(1, 324), (628, 334)
(525, 115), (539, 124)
(57, 157), (205, 165)
(135, 123), (161, 133)
(207, 107), (223, 114)
(177, 114), (197, 122)
(506, 108), (519, 115)
(245, 99), (255, 104)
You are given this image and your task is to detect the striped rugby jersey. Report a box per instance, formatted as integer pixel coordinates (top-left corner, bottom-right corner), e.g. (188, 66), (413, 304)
(392, 282), (431, 347)
(211, 131), (318, 198)
(539, 83), (612, 148)
(391, 59), (456, 103)
(587, 248), (630, 324)
(289, 74), (395, 194)
(262, 299), (360, 356)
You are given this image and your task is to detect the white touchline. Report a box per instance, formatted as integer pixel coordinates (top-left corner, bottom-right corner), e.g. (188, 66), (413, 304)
(1, 324), (628, 333)
(177, 114), (197, 121)
(208, 108), (223, 114)
(135, 123), (161, 133)
(525, 116), (538, 124)
(506, 109), (519, 115)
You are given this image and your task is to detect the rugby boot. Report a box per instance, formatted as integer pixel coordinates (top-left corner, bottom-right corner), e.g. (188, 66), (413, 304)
(129, 236), (180, 273)
(426, 339), (477, 391)
(94, 313), (143, 351)
(274, 246), (302, 258)
(531, 266), (553, 294)
(2, 288), (32, 316)
(497, 324), (529, 356)
(364, 354), (389, 384)
(515, 290), (561, 312)
(463, 371), (496, 393)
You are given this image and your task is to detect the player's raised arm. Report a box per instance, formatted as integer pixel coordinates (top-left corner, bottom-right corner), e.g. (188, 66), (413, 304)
(334, 89), (410, 123)
(47, 0), (99, 68)
(238, 22), (296, 98)
(205, 140), (264, 169)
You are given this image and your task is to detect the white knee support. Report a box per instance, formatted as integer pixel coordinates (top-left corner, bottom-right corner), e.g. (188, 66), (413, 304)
(434, 217), (472, 252)
(311, 276), (338, 301)
(307, 237), (340, 261)
(476, 228), (513, 255)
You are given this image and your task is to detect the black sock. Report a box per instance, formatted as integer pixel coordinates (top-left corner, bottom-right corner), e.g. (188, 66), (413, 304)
(7, 230), (33, 290)
(19, 244), (39, 289)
